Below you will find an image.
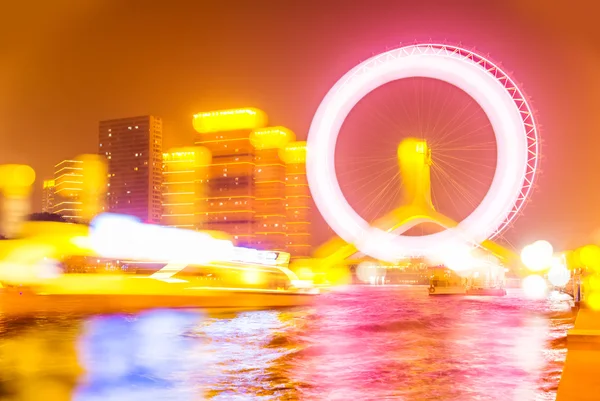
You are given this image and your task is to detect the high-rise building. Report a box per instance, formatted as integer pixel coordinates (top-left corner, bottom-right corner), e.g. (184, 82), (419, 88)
(280, 142), (312, 257)
(41, 179), (55, 213)
(52, 159), (83, 220)
(193, 108), (268, 247)
(161, 147), (211, 229)
(99, 116), (163, 223)
(249, 127), (295, 251)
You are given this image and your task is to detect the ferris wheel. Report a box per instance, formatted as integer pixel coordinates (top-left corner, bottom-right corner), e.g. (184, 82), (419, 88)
(307, 44), (540, 262)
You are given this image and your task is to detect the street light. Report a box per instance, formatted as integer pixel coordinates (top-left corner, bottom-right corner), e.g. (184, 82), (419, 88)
(521, 240), (553, 271)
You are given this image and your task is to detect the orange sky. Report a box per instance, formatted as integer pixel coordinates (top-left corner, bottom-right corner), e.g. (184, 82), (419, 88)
(1, 0), (600, 250)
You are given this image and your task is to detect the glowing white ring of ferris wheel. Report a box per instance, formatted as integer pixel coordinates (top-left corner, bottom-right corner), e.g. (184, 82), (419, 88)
(306, 44), (538, 261)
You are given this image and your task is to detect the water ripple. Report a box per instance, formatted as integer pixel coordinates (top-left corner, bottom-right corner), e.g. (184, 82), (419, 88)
(0, 287), (573, 400)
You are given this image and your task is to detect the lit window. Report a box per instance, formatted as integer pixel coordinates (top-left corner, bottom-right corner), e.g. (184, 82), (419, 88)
(274, 224), (278, 227)
(135, 153), (138, 157)
(135, 126), (138, 129)
(219, 202), (223, 206)
(128, 126), (132, 130)
(258, 169), (262, 173)
(108, 134), (112, 137)
(134, 167), (138, 171)
(100, 144), (102, 147)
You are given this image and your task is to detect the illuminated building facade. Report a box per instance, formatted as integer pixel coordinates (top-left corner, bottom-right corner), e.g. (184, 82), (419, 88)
(161, 147), (211, 229)
(280, 142), (312, 257)
(99, 116), (163, 223)
(193, 108), (268, 247)
(52, 159), (83, 220)
(250, 127), (295, 251)
(41, 179), (55, 213)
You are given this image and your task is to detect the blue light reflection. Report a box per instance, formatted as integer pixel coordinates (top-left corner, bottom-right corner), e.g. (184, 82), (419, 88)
(74, 309), (202, 401)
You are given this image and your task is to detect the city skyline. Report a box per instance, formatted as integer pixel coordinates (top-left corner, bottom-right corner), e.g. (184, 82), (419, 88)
(2, 4), (600, 400)
(2, 1), (600, 250)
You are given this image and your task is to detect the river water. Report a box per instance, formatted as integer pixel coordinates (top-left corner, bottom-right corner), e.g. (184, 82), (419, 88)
(0, 286), (573, 400)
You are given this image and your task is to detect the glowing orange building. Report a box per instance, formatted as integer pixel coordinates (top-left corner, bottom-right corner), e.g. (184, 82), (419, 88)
(280, 142), (312, 257)
(52, 159), (84, 220)
(41, 179), (55, 213)
(250, 127), (296, 251)
(0, 164), (36, 238)
(193, 108), (268, 247)
(99, 116), (163, 223)
(161, 147), (211, 229)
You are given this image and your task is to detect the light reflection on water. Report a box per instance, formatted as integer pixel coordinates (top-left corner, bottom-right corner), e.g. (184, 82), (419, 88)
(0, 287), (573, 400)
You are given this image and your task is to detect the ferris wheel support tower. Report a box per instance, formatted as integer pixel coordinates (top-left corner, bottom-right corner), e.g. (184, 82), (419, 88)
(311, 138), (521, 270)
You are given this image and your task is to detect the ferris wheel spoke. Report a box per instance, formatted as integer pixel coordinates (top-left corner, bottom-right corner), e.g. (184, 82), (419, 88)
(432, 163), (481, 211)
(360, 172), (401, 220)
(428, 99), (475, 145)
(425, 84), (455, 139)
(337, 159), (397, 176)
(368, 107), (404, 137)
(432, 161), (494, 183)
(430, 167), (464, 216)
(373, 177), (402, 221)
(432, 156), (493, 187)
(433, 153), (495, 169)
(433, 160), (483, 198)
(341, 165), (401, 204)
(434, 140), (497, 152)
(432, 162), (481, 206)
(424, 79), (444, 138)
(396, 86), (420, 134)
(433, 112), (490, 147)
(338, 154), (399, 162)
(340, 162), (398, 182)
(432, 122), (493, 149)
